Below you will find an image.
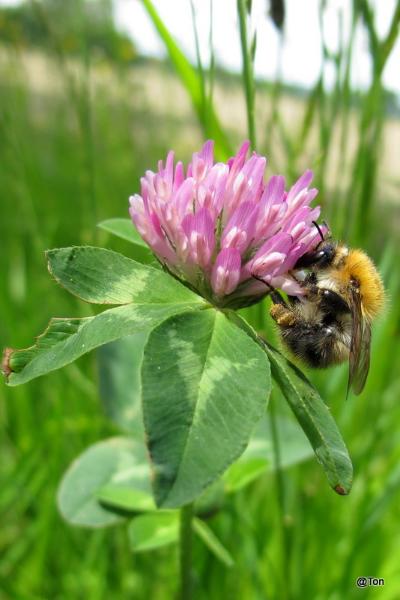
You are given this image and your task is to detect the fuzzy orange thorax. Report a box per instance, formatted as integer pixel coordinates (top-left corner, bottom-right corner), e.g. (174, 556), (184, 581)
(334, 249), (385, 320)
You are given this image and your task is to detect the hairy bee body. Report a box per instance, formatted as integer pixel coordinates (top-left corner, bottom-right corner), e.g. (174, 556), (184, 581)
(269, 242), (385, 394)
(271, 297), (352, 368)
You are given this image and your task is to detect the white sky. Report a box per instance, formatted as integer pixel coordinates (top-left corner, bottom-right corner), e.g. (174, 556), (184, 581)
(1, 0), (399, 93)
(113, 0), (400, 94)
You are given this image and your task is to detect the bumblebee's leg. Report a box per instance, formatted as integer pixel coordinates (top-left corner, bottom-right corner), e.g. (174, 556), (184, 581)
(250, 273), (298, 327)
(251, 274), (288, 306)
(269, 303), (297, 328)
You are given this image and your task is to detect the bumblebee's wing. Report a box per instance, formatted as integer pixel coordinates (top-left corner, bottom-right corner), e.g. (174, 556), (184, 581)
(347, 290), (371, 396)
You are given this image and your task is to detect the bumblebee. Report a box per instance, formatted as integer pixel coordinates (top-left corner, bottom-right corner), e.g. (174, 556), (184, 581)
(269, 238), (385, 395)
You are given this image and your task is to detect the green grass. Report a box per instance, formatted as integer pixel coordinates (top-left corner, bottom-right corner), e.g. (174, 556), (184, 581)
(1, 2), (400, 599)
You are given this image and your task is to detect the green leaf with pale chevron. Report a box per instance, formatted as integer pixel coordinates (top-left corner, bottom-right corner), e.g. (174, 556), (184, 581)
(4, 245), (206, 386)
(6, 303), (202, 386)
(47, 246), (202, 305)
(141, 309), (271, 508)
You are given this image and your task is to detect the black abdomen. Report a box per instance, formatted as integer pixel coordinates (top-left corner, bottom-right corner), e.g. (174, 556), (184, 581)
(281, 322), (349, 368)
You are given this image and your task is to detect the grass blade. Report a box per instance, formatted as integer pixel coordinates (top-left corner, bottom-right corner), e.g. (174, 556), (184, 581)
(237, 0), (256, 147)
(193, 518), (234, 567)
(142, 0), (232, 159)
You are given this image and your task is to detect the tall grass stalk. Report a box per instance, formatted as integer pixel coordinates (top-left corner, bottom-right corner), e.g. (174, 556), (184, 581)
(207, 0), (216, 110)
(347, 1), (400, 244)
(142, 0), (232, 159)
(237, 0), (256, 148)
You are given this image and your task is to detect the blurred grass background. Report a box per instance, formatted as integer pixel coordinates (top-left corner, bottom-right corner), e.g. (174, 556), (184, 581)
(1, 0), (400, 598)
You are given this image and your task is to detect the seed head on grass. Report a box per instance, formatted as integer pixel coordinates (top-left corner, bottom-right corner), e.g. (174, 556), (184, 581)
(129, 140), (324, 307)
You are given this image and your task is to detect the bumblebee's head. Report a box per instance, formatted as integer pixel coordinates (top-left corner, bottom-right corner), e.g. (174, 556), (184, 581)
(294, 241), (338, 270)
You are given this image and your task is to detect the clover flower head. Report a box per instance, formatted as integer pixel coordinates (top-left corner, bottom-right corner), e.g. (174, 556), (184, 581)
(129, 141), (324, 308)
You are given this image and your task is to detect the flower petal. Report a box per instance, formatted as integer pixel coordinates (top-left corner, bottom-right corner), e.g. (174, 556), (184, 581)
(221, 201), (258, 254)
(211, 248), (241, 296)
(181, 207), (215, 269)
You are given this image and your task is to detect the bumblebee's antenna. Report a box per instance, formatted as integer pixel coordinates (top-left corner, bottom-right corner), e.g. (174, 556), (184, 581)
(312, 221), (325, 243)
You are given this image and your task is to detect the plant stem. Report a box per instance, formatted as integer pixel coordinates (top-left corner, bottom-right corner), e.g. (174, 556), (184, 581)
(237, 0), (256, 148)
(179, 502), (194, 600)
